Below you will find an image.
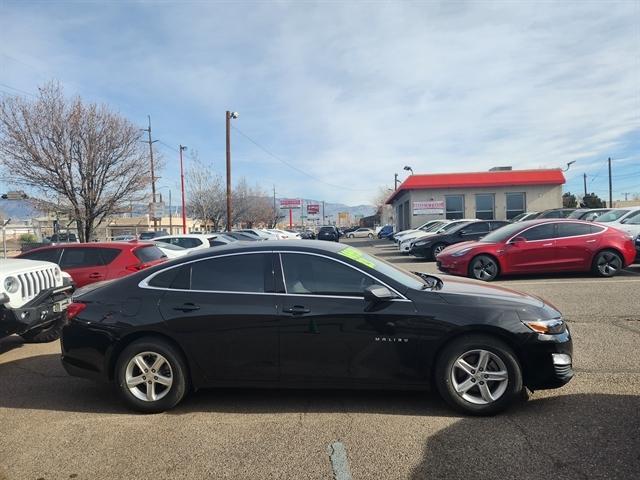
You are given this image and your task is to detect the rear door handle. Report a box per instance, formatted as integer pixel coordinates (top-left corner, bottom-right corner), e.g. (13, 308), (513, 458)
(173, 303), (200, 312)
(542, 243), (554, 247)
(283, 305), (310, 315)
(88, 272), (103, 279)
(586, 239), (597, 243)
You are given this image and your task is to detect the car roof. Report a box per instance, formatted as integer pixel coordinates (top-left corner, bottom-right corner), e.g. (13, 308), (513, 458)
(23, 241), (154, 253)
(182, 239), (347, 261)
(154, 234), (215, 240)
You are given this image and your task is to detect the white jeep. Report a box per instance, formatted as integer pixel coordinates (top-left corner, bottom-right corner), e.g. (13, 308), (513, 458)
(0, 258), (74, 343)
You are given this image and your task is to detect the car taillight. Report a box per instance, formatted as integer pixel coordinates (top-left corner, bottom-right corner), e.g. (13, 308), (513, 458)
(67, 302), (87, 320)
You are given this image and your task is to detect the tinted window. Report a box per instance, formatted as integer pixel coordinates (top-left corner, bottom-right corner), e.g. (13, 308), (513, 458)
(480, 222), (528, 243)
(148, 265), (190, 289)
(622, 210), (640, 225)
(597, 210), (630, 222)
(557, 223), (593, 238)
(209, 240), (228, 247)
(60, 248), (105, 268)
(21, 248), (62, 264)
(281, 253), (375, 296)
(319, 227), (335, 233)
(506, 193), (526, 219)
(521, 224), (556, 241)
(540, 210), (562, 218)
(445, 195), (464, 220)
(100, 248), (122, 264)
(459, 222), (489, 235)
(134, 246), (166, 263)
(475, 194), (494, 220)
(490, 221), (509, 230)
(190, 253), (269, 292)
(590, 225), (605, 234)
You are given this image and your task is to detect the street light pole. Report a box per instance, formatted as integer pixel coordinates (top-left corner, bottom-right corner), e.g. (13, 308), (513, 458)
(225, 111), (239, 231)
(179, 145), (188, 234)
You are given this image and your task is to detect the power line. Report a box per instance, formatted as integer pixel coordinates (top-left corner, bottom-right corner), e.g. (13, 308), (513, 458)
(231, 125), (372, 192)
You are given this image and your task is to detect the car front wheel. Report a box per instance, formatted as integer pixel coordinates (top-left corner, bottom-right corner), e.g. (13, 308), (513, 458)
(115, 338), (189, 413)
(469, 255), (499, 281)
(435, 335), (523, 415)
(367, 233), (374, 238)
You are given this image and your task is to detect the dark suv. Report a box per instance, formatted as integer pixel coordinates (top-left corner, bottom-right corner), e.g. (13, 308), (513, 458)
(317, 226), (340, 242)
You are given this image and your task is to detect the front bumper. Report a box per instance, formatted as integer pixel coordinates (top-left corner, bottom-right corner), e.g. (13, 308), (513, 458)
(436, 258), (468, 276)
(520, 329), (574, 390)
(0, 284), (73, 337)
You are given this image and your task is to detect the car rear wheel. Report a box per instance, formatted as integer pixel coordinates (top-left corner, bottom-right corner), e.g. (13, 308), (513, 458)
(115, 338), (189, 413)
(592, 250), (623, 277)
(469, 255), (499, 281)
(367, 233), (374, 239)
(431, 243), (447, 259)
(435, 335), (523, 415)
(348, 234), (354, 238)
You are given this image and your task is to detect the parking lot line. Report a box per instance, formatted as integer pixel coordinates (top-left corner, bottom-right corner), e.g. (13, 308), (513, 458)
(328, 441), (352, 480)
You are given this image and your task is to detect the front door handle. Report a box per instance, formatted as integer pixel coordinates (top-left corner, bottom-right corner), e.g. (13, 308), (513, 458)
(283, 305), (310, 315)
(586, 239), (597, 243)
(173, 303), (200, 312)
(384, 321), (396, 334)
(88, 272), (103, 279)
(542, 243), (553, 247)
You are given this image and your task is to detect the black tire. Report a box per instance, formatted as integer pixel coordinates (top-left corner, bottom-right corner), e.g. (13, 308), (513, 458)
(114, 337), (189, 413)
(431, 243), (447, 260)
(469, 255), (499, 281)
(20, 316), (65, 343)
(435, 334), (523, 416)
(592, 249), (623, 277)
(368, 233), (374, 239)
(348, 234), (354, 239)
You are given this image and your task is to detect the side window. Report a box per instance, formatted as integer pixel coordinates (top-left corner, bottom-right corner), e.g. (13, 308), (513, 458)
(557, 223), (593, 238)
(99, 248), (122, 264)
(20, 248), (62, 264)
(590, 225), (605, 234)
(281, 253), (374, 296)
(148, 265), (190, 289)
(190, 254), (270, 293)
(475, 194), (495, 220)
(209, 240), (227, 247)
(460, 222), (489, 235)
(445, 195), (464, 220)
(506, 192), (526, 220)
(622, 211), (640, 225)
(179, 238), (203, 249)
(520, 224), (556, 241)
(490, 221), (509, 231)
(60, 248), (105, 268)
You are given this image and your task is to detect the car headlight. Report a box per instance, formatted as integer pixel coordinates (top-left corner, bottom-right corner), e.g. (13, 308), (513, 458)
(522, 318), (566, 334)
(414, 240), (430, 247)
(451, 247), (473, 257)
(4, 276), (19, 294)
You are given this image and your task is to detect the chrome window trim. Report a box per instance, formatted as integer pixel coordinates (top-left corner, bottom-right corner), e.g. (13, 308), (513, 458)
(139, 249), (410, 301)
(506, 221), (608, 244)
(276, 251), (408, 301)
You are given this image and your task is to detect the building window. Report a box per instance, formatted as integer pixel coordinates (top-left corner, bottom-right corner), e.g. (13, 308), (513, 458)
(506, 192), (526, 219)
(445, 195), (464, 220)
(475, 194), (495, 220)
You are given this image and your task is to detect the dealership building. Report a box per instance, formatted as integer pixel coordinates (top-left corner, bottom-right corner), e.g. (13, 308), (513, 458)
(386, 168), (565, 231)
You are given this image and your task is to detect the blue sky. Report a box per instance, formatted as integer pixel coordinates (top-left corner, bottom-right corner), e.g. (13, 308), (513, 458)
(1, 0), (638, 205)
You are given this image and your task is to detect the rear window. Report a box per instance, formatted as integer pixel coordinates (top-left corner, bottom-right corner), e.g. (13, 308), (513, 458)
(60, 247), (105, 268)
(20, 248), (62, 264)
(319, 227), (335, 233)
(134, 246), (166, 263)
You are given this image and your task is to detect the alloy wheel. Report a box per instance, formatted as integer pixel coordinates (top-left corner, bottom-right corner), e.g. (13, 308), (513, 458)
(597, 252), (621, 276)
(472, 257), (497, 280)
(451, 349), (509, 405)
(433, 244), (445, 256)
(125, 351), (173, 402)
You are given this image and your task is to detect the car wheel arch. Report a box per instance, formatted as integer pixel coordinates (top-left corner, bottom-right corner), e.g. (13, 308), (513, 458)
(429, 326), (524, 389)
(591, 247), (625, 268)
(108, 332), (195, 386)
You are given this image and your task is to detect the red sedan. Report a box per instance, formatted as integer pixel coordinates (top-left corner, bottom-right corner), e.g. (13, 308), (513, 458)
(436, 219), (636, 281)
(18, 242), (167, 287)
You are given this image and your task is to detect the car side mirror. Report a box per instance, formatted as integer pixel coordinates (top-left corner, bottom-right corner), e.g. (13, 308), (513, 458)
(509, 236), (526, 245)
(364, 285), (396, 303)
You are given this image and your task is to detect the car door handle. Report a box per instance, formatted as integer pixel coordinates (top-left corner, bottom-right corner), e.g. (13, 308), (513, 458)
(542, 243), (553, 247)
(283, 305), (310, 315)
(384, 321), (396, 334)
(173, 303), (200, 312)
(586, 239), (597, 243)
(88, 272), (104, 279)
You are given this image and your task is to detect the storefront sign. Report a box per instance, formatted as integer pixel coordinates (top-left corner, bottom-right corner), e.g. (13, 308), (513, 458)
(413, 200), (444, 215)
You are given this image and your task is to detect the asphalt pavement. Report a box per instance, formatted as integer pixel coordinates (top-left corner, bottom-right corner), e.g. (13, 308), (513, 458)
(1, 238), (638, 480)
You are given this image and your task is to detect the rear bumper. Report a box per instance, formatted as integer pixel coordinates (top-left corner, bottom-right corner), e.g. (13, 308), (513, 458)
(0, 284), (73, 337)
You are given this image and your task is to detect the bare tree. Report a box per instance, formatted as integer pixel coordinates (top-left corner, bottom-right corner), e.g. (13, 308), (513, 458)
(185, 156), (226, 231)
(0, 82), (150, 241)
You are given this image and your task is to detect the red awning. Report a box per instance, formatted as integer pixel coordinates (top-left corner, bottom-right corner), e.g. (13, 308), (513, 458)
(386, 169), (565, 204)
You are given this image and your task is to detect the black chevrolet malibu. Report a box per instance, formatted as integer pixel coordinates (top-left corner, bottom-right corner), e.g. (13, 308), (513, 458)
(61, 241), (573, 415)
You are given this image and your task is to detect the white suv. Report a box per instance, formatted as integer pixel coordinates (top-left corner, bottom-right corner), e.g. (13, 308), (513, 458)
(1, 258), (74, 343)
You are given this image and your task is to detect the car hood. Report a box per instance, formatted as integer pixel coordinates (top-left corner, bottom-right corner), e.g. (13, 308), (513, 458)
(436, 274), (545, 308)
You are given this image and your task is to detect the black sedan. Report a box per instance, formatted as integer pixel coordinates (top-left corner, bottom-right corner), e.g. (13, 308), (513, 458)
(61, 241), (573, 415)
(410, 220), (510, 260)
(317, 226), (340, 241)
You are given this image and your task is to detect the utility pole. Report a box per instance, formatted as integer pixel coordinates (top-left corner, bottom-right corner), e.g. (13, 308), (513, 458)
(583, 173), (587, 198)
(273, 185), (276, 228)
(179, 145), (188, 234)
(142, 115), (159, 230)
(322, 200), (325, 224)
(608, 157), (613, 208)
(225, 111), (239, 231)
(394, 173), (399, 190)
(623, 192), (630, 201)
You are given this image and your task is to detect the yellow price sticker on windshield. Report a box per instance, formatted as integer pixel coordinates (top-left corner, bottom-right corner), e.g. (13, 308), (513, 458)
(338, 246), (376, 269)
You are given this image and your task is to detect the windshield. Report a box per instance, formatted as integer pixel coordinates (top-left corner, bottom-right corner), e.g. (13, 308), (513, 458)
(479, 222), (526, 242)
(422, 221), (446, 232)
(337, 245), (426, 290)
(597, 210), (630, 222)
(436, 221), (467, 234)
(154, 242), (185, 251)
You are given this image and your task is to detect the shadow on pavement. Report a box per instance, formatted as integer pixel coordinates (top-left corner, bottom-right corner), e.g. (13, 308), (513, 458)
(0, 335), (25, 355)
(410, 393), (640, 480)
